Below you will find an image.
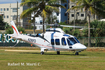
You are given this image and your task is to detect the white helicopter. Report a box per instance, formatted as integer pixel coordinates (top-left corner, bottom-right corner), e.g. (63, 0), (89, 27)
(8, 21), (87, 55)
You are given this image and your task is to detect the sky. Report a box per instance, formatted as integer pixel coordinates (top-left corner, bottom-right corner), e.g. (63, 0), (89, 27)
(0, 0), (21, 4)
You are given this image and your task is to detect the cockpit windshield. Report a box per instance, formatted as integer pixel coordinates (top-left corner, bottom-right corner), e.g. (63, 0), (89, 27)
(74, 37), (80, 43)
(67, 37), (79, 45)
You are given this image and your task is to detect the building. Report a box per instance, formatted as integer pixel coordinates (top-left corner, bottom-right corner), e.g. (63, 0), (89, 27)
(0, 3), (29, 28)
(61, 0), (98, 24)
(68, 1), (99, 23)
(60, 0), (69, 23)
(68, 1), (85, 22)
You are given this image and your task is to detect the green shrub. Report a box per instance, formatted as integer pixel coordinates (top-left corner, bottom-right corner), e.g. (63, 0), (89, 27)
(63, 27), (81, 37)
(5, 26), (26, 34)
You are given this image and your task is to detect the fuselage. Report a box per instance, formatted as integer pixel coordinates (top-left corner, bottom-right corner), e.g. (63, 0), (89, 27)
(16, 28), (87, 52)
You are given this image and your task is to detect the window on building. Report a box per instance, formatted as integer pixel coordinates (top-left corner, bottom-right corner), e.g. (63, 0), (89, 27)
(51, 39), (54, 45)
(12, 8), (17, 12)
(40, 20), (42, 24)
(81, 14), (84, 17)
(64, 4), (67, 8)
(77, 12), (79, 15)
(56, 13), (59, 16)
(7, 8), (9, 11)
(72, 6), (74, 7)
(55, 39), (60, 45)
(1, 8), (2, 11)
(7, 16), (9, 18)
(4, 8), (5, 11)
(71, 14), (74, 17)
(61, 38), (66, 45)
(65, 13), (67, 16)
(12, 15), (17, 20)
(11, 7), (19, 11)
(4, 16), (5, 18)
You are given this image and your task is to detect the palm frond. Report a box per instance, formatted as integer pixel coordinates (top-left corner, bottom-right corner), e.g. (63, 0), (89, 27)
(66, 5), (83, 13)
(45, 5), (59, 12)
(41, 9), (47, 19)
(66, 8), (70, 13)
(89, 6), (95, 14)
(48, 0), (66, 4)
(85, 0), (90, 4)
(61, 0), (67, 3)
(70, 0), (76, 2)
(20, 7), (38, 19)
(48, 0), (58, 4)
(50, 4), (66, 9)
(76, 0), (83, 5)
(20, 0), (39, 6)
(93, 7), (105, 18)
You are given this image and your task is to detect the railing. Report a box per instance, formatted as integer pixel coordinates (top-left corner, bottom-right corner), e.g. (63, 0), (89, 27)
(77, 37), (105, 47)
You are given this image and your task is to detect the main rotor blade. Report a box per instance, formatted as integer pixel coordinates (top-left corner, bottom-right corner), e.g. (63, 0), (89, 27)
(60, 25), (85, 28)
(35, 24), (85, 28)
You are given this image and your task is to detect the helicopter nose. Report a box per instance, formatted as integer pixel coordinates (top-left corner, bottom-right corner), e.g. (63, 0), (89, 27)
(72, 43), (87, 50)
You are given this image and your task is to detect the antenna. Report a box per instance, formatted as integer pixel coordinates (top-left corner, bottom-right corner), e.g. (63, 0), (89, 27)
(16, 1), (18, 26)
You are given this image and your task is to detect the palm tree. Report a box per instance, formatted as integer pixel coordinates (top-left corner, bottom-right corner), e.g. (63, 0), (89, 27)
(20, 0), (66, 34)
(67, 0), (105, 47)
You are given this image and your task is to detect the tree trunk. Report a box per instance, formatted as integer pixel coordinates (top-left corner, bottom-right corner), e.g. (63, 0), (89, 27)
(74, 9), (75, 30)
(43, 16), (45, 37)
(88, 14), (91, 47)
(93, 14), (95, 20)
(85, 10), (87, 21)
(33, 12), (36, 34)
(48, 14), (51, 24)
(33, 22), (35, 34)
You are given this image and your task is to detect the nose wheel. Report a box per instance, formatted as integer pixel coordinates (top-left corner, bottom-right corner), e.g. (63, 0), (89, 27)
(41, 51), (44, 55)
(75, 52), (79, 55)
(57, 51), (60, 55)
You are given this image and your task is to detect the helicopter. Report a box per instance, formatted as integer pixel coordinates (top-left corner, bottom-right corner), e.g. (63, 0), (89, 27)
(8, 21), (87, 55)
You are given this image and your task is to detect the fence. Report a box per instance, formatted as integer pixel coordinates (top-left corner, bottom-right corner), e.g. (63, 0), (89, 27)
(77, 37), (105, 47)
(0, 34), (35, 47)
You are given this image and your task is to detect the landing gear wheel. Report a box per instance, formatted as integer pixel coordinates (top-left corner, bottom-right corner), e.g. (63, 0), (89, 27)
(75, 52), (79, 55)
(41, 51), (44, 55)
(57, 51), (60, 55)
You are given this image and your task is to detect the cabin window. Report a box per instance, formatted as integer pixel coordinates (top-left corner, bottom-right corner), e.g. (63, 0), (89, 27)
(81, 14), (84, 17)
(67, 38), (77, 45)
(51, 39), (54, 45)
(55, 39), (60, 45)
(61, 38), (66, 45)
(74, 37), (80, 43)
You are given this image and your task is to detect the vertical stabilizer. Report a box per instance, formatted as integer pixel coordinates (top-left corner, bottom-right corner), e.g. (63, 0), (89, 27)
(10, 21), (20, 35)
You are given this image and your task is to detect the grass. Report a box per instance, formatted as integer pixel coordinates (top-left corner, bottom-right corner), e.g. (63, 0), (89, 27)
(0, 48), (105, 70)
(0, 47), (40, 50)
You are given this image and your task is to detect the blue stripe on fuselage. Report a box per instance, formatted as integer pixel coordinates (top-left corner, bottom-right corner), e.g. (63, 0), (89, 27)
(51, 28), (56, 39)
(63, 34), (70, 37)
(51, 28), (56, 50)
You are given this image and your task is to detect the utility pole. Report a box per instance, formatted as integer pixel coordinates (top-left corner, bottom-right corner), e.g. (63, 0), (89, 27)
(10, 3), (11, 22)
(16, 1), (18, 26)
(74, 9), (75, 30)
